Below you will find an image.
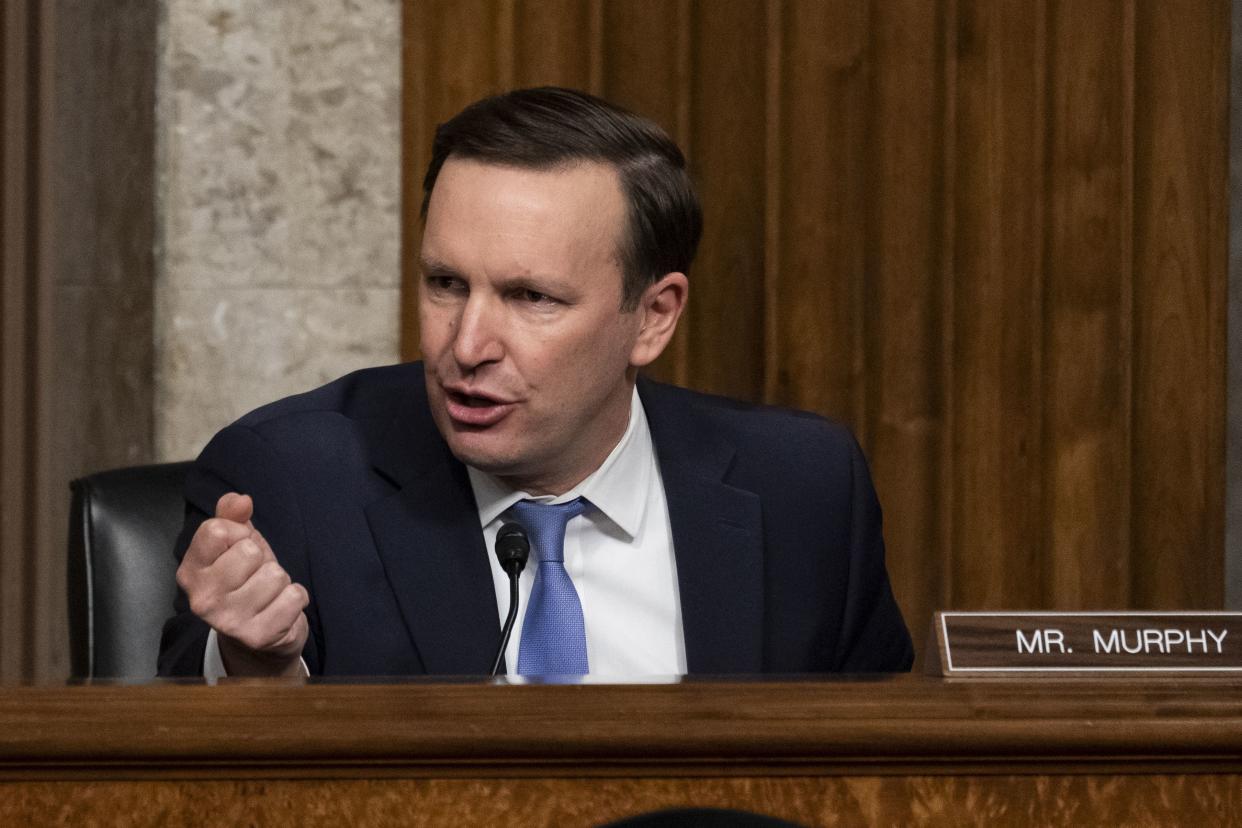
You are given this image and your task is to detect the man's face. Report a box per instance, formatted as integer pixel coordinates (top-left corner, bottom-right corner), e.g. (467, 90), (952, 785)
(418, 158), (645, 495)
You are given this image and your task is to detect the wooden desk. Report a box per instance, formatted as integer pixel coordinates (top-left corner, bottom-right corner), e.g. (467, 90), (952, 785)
(0, 676), (1238, 825)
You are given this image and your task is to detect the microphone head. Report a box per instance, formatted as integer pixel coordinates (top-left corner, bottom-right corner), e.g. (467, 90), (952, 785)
(494, 522), (530, 576)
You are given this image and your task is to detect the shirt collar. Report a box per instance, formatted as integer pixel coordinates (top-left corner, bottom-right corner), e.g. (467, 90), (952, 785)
(467, 385), (651, 539)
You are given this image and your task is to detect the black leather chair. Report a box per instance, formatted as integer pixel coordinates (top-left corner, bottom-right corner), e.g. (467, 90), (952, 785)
(67, 462), (191, 678)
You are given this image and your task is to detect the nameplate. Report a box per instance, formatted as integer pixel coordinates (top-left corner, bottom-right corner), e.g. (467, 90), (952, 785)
(929, 611), (1242, 676)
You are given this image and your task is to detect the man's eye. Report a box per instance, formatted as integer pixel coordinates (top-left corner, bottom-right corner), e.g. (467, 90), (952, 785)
(518, 288), (556, 305)
(427, 276), (465, 293)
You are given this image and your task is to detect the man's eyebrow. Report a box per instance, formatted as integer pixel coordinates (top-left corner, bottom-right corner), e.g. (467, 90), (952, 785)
(418, 257), (459, 278)
(419, 257), (567, 291)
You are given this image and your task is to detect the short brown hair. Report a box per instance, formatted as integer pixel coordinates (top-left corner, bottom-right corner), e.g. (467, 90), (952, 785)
(422, 87), (702, 311)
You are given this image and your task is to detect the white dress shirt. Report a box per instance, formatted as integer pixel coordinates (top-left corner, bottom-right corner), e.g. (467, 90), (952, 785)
(470, 385), (686, 677)
(205, 385), (686, 678)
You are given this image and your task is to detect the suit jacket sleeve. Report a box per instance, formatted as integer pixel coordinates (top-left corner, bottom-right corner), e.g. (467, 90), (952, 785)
(156, 423), (324, 677)
(831, 434), (914, 672)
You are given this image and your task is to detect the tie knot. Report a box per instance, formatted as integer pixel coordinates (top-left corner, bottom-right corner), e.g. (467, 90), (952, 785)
(510, 497), (588, 563)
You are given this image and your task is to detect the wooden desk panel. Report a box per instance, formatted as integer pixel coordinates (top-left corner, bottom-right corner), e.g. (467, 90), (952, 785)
(0, 677), (1237, 825)
(1, 776), (1238, 827)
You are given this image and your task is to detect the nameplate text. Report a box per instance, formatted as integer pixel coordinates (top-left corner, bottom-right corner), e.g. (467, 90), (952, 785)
(930, 611), (1242, 676)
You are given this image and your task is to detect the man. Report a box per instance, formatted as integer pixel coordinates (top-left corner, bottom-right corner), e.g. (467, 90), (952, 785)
(158, 87), (913, 678)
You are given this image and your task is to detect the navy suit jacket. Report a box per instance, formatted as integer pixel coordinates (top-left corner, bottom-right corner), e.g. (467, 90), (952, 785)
(157, 362), (913, 676)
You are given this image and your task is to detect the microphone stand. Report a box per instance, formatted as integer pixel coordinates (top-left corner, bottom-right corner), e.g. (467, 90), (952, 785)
(490, 522), (530, 677)
(490, 572), (521, 677)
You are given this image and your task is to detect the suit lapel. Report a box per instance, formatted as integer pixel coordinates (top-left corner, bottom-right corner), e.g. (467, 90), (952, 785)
(360, 369), (766, 676)
(364, 380), (501, 675)
(639, 379), (765, 674)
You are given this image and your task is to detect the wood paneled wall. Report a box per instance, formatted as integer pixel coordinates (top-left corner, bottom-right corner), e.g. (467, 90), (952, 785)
(401, 0), (1229, 645)
(1, 0), (51, 681)
(0, 1), (157, 680)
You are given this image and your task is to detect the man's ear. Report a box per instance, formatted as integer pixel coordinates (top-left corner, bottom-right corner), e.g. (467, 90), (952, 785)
(629, 272), (689, 367)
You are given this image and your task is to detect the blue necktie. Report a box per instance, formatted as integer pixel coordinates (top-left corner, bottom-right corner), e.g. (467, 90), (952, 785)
(512, 498), (589, 676)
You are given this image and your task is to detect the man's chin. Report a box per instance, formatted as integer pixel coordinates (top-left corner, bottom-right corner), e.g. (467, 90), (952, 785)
(443, 433), (526, 477)
(430, 406), (557, 486)
(431, 401), (512, 463)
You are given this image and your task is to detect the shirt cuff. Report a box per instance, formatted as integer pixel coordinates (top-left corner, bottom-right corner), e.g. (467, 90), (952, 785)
(202, 627), (309, 678)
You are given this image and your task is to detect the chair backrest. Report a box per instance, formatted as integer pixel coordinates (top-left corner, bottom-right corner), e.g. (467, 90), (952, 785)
(67, 462), (191, 678)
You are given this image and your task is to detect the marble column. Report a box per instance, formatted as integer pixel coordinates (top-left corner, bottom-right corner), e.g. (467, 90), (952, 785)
(155, 0), (401, 461)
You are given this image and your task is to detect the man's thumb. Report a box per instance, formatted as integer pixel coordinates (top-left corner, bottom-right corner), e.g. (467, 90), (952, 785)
(215, 492), (254, 524)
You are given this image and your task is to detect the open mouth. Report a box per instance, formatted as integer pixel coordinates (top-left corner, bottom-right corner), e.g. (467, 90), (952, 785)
(443, 387), (516, 427)
(450, 391), (499, 408)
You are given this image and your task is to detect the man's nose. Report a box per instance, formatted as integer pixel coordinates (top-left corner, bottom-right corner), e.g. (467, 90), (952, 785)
(452, 295), (504, 369)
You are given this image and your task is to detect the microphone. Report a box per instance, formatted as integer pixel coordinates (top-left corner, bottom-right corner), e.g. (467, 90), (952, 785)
(490, 522), (530, 677)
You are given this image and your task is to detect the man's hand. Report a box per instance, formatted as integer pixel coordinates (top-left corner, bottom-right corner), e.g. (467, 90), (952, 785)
(176, 492), (309, 676)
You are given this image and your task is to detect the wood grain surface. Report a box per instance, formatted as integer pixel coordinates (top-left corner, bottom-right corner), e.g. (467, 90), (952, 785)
(1, 677), (1240, 773)
(1, 775), (1239, 828)
(0, 678), (1240, 825)
(400, 1), (1230, 662)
